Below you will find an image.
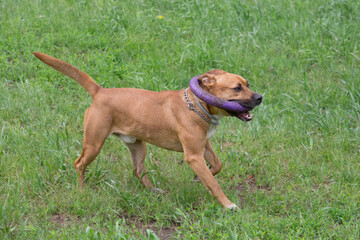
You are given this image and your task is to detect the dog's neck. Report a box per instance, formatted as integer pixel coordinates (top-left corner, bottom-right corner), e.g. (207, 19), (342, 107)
(185, 88), (222, 139)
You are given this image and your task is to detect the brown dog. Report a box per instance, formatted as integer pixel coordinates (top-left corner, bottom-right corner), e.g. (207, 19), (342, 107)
(33, 52), (262, 209)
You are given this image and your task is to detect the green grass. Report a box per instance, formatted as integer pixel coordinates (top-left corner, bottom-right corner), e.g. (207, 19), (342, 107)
(1, 0), (359, 239)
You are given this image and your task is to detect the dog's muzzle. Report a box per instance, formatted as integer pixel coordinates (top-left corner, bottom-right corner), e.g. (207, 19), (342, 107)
(227, 93), (263, 122)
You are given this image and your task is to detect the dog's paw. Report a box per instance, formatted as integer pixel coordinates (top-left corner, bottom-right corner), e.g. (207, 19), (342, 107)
(150, 187), (165, 194)
(193, 175), (201, 183)
(226, 203), (240, 210)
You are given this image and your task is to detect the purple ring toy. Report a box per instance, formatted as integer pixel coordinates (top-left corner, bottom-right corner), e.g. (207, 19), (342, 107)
(189, 75), (251, 112)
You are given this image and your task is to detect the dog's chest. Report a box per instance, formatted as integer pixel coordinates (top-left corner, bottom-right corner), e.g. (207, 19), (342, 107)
(206, 124), (218, 139)
(206, 116), (222, 139)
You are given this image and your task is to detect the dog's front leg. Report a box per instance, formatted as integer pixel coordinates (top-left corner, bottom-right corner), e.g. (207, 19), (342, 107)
(182, 141), (238, 209)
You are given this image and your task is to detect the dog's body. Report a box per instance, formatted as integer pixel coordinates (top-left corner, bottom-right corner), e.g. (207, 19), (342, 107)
(33, 52), (262, 209)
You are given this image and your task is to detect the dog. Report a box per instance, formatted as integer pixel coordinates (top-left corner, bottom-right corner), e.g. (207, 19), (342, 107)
(33, 52), (262, 209)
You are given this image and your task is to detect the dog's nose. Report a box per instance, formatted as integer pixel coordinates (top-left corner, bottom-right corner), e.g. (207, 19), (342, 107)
(253, 94), (263, 105)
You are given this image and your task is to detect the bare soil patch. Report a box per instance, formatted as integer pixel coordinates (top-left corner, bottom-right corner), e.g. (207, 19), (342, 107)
(118, 213), (180, 240)
(231, 174), (271, 204)
(50, 213), (81, 228)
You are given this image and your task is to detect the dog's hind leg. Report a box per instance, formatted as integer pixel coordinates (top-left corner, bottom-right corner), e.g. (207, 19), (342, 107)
(74, 108), (110, 188)
(194, 140), (222, 182)
(74, 146), (103, 188)
(204, 141), (222, 176)
(126, 140), (162, 193)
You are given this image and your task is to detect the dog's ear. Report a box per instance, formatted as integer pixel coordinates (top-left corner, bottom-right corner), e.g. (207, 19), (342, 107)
(206, 69), (227, 75)
(198, 73), (216, 89)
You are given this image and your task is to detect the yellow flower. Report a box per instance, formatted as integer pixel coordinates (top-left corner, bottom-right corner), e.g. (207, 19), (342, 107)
(158, 15), (163, 19)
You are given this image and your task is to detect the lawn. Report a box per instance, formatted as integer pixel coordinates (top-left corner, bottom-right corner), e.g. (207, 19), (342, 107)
(0, 0), (359, 239)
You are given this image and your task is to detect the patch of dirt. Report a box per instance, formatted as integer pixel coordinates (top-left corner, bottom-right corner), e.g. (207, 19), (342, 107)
(221, 141), (235, 149)
(7, 81), (16, 88)
(140, 220), (179, 240)
(118, 212), (180, 240)
(234, 174), (271, 192)
(231, 174), (271, 205)
(49, 213), (80, 227)
(50, 212), (178, 238)
(312, 177), (334, 190)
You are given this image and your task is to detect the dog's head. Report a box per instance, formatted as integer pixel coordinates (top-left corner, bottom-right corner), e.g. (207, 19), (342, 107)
(198, 69), (262, 121)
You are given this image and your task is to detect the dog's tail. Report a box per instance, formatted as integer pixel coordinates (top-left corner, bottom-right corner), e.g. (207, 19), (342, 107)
(33, 52), (101, 99)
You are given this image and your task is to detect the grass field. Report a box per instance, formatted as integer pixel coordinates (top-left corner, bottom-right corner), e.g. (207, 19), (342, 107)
(1, 0), (359, 239)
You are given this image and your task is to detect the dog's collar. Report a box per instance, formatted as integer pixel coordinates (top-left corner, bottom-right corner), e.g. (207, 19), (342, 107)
(184, 88), (220, 126)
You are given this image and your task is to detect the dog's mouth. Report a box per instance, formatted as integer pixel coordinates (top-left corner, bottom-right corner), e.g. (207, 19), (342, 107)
(227, 100), (254, 122)
(227, 110), (253, 121)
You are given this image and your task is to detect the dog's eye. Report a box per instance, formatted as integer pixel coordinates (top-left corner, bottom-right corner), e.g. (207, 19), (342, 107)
(233, 85), (242, 92)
